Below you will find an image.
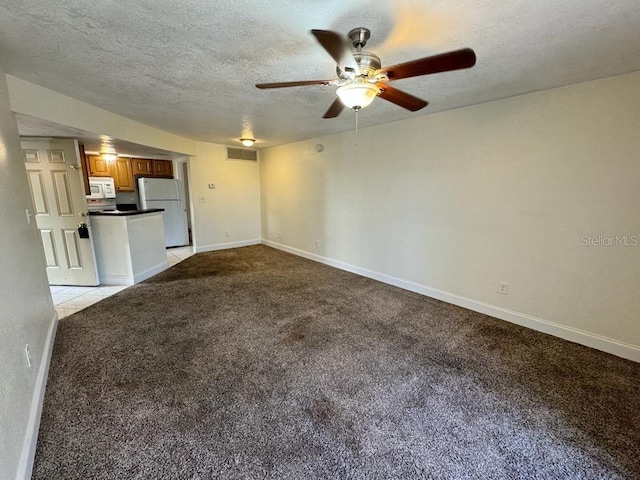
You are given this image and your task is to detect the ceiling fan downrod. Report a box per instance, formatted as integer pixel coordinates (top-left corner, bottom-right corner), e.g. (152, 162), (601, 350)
(348, 27), (371, 51)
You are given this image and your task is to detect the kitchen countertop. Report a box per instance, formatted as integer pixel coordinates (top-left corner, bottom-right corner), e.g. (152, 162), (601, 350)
(89, 208), (164, 216)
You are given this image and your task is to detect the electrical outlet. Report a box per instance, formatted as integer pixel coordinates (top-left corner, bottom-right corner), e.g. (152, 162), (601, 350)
(198, 196), (205, 203)
(277, 231), (282, 240)
(25, 344), (32, 368)
(225, 230), (230, 237)
(497, 282), (509, 295)
(315, 240), (320, 248)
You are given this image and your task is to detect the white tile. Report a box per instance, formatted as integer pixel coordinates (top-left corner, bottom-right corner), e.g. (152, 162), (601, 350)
(166, 253), (181, 262)
(63, 286), (98, 295)
(166, 248), (194, 264)
(50, 285), (70, 294)
(170, 246), (193, 254)
(51, 282), (130, 318)
(168, 247), (194, 258)
(77, 293), (111, 303)
(56, 307), (81, 319)
(95, 286), (128, 294)
(58, 296), (101, 309)
(51, 292), (82, 306)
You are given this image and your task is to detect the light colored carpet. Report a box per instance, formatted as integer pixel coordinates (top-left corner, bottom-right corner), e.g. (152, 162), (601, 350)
(33, 245), (640, 479)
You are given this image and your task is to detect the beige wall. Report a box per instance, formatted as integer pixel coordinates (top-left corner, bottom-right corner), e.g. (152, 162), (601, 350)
(189, 142), (261, 251)
(260, 71), (640, 360)
(0, 72), (56, 478)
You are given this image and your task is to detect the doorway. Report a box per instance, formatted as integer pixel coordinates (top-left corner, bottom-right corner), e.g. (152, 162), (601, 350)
(177, 158), (193, 246)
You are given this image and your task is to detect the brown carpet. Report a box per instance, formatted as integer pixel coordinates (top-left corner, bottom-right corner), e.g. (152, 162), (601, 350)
(33, 245), (640, 479)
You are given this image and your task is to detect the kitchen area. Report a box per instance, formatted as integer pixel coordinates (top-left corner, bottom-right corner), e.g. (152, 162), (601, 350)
(20, 136), (194, 318)
(82, 148), (191, 286)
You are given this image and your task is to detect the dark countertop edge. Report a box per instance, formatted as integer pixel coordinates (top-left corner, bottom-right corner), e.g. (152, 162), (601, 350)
(89, 208), (165, 216)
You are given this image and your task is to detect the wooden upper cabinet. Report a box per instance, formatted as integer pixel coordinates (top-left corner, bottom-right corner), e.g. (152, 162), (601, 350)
(86, 155), (111, 177)
(152, 159), (173, 178)
(112, 157), (135, 191)
(131, 158), (153, 176)
(80, 155), (173, 193)
(131, 158), (173, 178)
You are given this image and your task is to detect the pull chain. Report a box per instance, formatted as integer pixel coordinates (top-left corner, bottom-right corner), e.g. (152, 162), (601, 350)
(355, 108), (359, 147)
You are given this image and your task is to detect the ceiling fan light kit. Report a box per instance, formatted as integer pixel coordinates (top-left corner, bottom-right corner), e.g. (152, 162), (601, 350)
(336, 82), (380, 110)
(256, 27), (476, 119)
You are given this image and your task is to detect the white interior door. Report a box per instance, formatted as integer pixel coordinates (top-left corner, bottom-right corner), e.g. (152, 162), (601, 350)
(22, 138), (99, 286)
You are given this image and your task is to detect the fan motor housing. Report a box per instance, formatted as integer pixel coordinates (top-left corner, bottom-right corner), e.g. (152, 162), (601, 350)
(336, 51), (381, 79)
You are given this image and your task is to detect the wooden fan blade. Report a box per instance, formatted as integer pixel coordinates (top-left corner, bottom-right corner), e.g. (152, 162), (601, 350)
(375, 83), (428, 111)
(311, 30), (359, 72)
(323, 97), (345, 118)
(377, 48), (476, 81)
(256, 79), (335, 89)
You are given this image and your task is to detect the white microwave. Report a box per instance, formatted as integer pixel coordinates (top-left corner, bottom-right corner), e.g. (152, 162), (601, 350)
(87, 177), (116, 199)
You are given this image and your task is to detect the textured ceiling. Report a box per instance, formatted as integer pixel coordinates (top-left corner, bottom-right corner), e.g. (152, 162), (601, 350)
(1, 0), (640, 151)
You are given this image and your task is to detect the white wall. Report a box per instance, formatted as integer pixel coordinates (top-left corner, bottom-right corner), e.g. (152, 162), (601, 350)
(189, 142), (261, 251)
(0, 72), (57, 479)
(260, 71), (640, 361)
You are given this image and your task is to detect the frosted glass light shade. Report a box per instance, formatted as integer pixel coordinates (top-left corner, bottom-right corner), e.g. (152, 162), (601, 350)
(240, 138), (255, 147)
(336, 83), (379, 109)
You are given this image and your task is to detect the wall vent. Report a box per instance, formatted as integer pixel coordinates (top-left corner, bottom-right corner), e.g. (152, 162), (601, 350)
(227, 147), (258, 161)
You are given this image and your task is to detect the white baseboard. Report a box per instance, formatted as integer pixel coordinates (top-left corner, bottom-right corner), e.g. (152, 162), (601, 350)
(133, 261), (170, 283)
(98, 274), (134, 286)
(196, 239), (261, 253)
(99, 261), (169, 285)
(16, 312), (58, 480)
(262, 239), (640, 363)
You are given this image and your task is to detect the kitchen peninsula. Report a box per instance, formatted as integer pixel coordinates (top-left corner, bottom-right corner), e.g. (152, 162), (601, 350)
(89, 209), (167, 285)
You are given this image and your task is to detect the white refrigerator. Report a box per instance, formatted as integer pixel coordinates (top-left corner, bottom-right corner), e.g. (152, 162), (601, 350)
(138, 177), (189, 247)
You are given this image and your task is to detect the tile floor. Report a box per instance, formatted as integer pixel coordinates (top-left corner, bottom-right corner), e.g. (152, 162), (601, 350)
(51, 246), (195, 319)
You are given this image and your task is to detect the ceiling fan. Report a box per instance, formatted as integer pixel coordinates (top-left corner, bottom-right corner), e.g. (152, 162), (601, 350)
(256, 27), (476, 118)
